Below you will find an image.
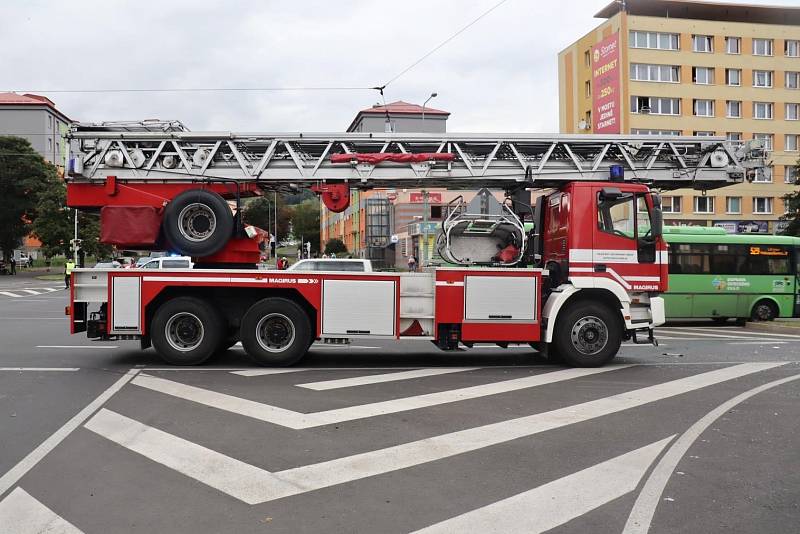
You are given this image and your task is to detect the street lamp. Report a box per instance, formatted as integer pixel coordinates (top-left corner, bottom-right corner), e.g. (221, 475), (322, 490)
(421, 92), (438, 123)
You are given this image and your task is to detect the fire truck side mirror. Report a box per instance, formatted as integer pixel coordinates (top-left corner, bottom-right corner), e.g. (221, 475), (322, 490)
(651, 195), (664, 238)
(599, 187), (624, 201)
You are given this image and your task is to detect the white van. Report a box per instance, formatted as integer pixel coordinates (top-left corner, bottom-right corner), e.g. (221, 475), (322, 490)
(138, 256), (194, 269)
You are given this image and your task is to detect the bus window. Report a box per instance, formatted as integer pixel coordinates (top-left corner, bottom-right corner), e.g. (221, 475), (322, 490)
(669, 243), (709, 274)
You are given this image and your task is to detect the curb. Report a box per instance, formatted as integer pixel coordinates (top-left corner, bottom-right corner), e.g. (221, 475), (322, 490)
(745, 321), (800, 334)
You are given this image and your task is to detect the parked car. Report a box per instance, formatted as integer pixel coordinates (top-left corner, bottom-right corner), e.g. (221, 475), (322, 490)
(17, 253), (33, 268)
(138, 256), (194, 269)
(93, 261), (122, 269)
(288, 259), (372, 272)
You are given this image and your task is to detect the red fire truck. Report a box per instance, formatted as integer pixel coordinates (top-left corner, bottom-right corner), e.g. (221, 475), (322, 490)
(64, 122), (763, 367)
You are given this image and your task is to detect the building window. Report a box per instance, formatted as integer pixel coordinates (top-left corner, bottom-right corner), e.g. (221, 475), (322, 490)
(753, 133), (774, 151)
(694, 196), (715, 214)
(726, 132), (743, 146)
(662, 196), (682, 213)
(753, 101), (774, 119)
(693, 99), (714, 117)
(629, 31), (679, 50)
(753, 197), (773, 214)
(753, 166), (773, 183)
(787, 40), (800, 58)
(630, 128), (682, 135)
(725, 68), (741, 86)
(693, 131), (716, 136)
(630, 63), (680, 82)
(585, 80), (591, 98)
(692, 35), (713, 53)
(630, 96), (681, 115)
(726, 100), (741, 118)
(692, 67), (714, 84)
(787, 135), (798, 152)
(584, 50), (591, 67)
(787, 72), (800, 90)
(786, 165), (799, 184)
(787, 103), (800, 121)
(726, 197), (742, 214)
(725, 36), (741, 54)
(753, 38), (773, 56)
(753, 70), (773, 88)
(585, 110), (591, 127)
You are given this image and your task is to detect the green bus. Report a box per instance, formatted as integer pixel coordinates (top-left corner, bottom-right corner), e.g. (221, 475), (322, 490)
(663, 226), (800, 322)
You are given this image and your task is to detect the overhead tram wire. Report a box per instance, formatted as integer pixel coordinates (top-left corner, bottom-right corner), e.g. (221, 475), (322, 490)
(4, 86), (374, 94)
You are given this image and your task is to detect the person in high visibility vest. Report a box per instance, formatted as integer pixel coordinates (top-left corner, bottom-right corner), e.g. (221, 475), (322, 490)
(65, 260), (75, 288)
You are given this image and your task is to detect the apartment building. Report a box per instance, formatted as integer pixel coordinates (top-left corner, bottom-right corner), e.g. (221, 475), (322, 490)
(558, 0), (800, 233)
(0, 92), (72, 165)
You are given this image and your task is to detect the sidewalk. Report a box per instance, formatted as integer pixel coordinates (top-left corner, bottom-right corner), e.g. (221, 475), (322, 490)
(746, 318), (800, 333)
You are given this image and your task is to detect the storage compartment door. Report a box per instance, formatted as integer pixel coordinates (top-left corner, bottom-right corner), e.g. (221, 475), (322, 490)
(111, 276), (141, 333)
(323, 280), (396, 336)
(464, 276), (536, 321)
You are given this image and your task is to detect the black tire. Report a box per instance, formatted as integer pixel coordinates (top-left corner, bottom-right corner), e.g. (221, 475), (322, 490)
(163, 189), (234, 257)
(751, 300), (778, 322)
(151, 297), (223, 365)
(553, 301), (622, 367)
(240, 298), (312, 366)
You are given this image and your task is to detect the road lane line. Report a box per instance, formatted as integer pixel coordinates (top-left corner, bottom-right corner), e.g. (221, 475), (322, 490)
(671, 326), (800, 339)
(623, 372), (800, 534)
(231, 369), (312, 377)
(296, 368), (480, 390)
(36, 345), (119, 349)
(0, 291), (21, 298)
(93, 364), (781, 504)
(0, 487), (83, 534)
(0, 369), (139, 497)
(0, 368), (79, 372)
(84, 409), (298, 505)
(19, 290), (42, 295)
(132, 366), (632, 429)
(412, 437), (674, 534)
(728, 341), (788, 345)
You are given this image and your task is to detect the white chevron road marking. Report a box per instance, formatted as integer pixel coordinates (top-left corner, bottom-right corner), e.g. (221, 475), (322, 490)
(88, 363), (782, 504)
(132, 366), (630, 429)
(297, 367), (480, 390)
(412, 437), (674, 534)
(0, 487), (83, 534)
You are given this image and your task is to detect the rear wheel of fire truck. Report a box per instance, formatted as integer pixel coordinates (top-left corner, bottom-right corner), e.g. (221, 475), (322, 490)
(241, 298), (312, 366)
(554, 301), (622, 367)
(163, 189), (234, 257)
(750, 299), (778, 322)
(151, 297), (223, 366)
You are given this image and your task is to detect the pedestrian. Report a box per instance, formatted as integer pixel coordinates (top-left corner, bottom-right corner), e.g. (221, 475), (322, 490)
(9, 257), (16, 275)
(407, 255), (417, 272)
(65, 258), (75, 288)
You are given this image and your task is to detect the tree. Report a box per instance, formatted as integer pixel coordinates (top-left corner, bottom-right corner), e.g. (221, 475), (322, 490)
(324, 238), (348, 255)
(32, 176), (112, 260)
(291, 198), (321, 253)
(780, 157), (800, 236)
(242, 195), (291, 238)
(0, 137), (55, 260)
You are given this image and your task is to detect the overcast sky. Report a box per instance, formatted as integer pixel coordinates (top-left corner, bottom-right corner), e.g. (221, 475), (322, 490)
(1, 0), (797, 133)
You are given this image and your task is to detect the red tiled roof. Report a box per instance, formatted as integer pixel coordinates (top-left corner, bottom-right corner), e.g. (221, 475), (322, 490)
(0, 92), (71, 121)
(358, 100), (449, 116)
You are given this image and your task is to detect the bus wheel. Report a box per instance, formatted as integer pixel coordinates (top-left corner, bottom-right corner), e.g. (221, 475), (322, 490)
(751, 300), (778, 322)
(151, 297), (223, 365)
(241, 298), (311, 366)
(554, 301), (622, 367)
(163, 189), (233, 257)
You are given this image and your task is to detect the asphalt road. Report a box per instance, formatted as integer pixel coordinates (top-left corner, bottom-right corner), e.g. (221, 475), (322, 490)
(0, 281), (798, 533)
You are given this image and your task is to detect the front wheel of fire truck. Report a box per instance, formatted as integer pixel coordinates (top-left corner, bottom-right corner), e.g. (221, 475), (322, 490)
(554, 301), (622, 367)
(151, 297), (224, 366)
(163, 189), (234, 257)
(240, 298), (312, 366)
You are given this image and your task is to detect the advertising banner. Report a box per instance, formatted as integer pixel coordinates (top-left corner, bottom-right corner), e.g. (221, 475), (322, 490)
(409, 192), (442, 203)
(736, 220), (769, 234)
(591, 32), (621, 133)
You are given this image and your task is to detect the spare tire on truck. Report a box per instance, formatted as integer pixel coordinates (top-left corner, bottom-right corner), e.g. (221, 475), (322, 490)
(163, 189), (234, 257)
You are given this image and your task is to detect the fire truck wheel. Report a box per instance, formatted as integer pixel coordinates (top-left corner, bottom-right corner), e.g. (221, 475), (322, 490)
(151, 297), (224, 366)
(554, 301), (622, 367)
(163, 189), (234, 257)
(241, 298), (311, 366)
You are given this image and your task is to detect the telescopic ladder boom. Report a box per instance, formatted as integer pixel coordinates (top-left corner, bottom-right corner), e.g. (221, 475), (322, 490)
(67, 121), (766, 192)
